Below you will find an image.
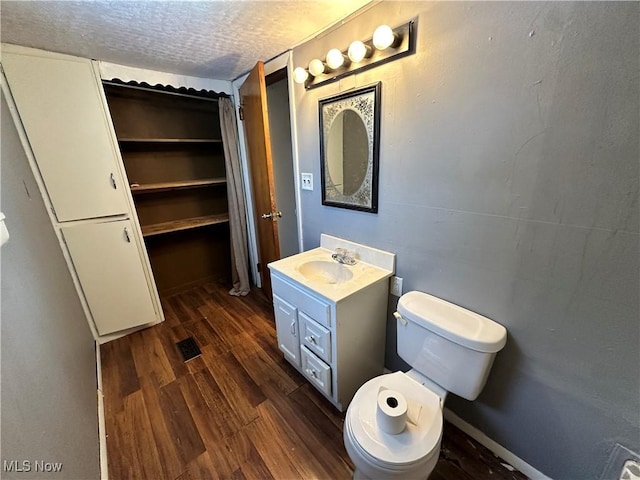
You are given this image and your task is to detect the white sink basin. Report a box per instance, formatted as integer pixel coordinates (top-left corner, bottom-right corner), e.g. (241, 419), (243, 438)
(268, 236), (395, 303)
(298, 260), (354, 284)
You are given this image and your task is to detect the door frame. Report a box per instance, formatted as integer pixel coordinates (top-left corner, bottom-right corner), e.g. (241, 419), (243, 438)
(232, 50), (303, 288)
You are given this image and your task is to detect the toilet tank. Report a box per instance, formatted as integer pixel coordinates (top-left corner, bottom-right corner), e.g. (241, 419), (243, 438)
(396, 291), (507, 401)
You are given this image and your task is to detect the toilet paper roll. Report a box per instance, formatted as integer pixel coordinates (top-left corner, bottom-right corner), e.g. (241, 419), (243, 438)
(376, 388), (408, 435)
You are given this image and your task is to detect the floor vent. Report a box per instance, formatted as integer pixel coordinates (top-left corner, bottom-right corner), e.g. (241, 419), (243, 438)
(176, 337), (201, 362)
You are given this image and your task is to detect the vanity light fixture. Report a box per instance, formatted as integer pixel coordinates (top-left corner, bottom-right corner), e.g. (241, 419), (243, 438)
(348, 40), (373, 63)
(372, 25), (398, 50)
(293, 67), (309, 84)
(308, 59), (326, 77)
(326, 48), (348, 70)
(293, 18), (416, 89)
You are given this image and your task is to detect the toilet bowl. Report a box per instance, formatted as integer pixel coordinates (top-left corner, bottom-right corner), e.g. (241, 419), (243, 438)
(343, 290), (507, 480)
(344, 371), (443, 479)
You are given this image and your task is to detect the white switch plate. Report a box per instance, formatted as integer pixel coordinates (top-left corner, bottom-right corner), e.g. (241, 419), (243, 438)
(301, 173), (313, 191)
(390, 276), (403, 297)
(601, 444), (640, 480)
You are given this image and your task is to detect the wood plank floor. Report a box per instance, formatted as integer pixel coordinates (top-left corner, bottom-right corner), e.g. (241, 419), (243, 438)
(101, 282), (528, 480)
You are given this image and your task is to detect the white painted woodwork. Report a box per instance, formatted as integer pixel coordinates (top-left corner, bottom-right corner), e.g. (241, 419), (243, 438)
(61, 219), (157, 336)
(301, 346), (332, 396)
(273, 295), (302, 368)
(271, 274), (331, 327)
(99, 61), (233, 94)
(1, 48), (128, 221)
(299, 312), (332, 364)
(269, 237), (394, 410)
(270, 270), (390, 411)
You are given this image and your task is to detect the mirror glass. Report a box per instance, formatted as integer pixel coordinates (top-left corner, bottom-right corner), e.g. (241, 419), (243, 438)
(319, 83), (380, 213)
(326, 109), (368, 196)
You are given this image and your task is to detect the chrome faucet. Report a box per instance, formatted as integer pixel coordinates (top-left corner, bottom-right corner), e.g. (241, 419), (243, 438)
(331, 248), (356, 265)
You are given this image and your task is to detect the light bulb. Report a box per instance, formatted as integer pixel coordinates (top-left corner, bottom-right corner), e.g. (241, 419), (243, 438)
(308, 59), (325, 77)
(348, 40), (372, 63)
(326, 48), (345, 70)
(293, 67), (309, 84)
(373, 24), (396, 50)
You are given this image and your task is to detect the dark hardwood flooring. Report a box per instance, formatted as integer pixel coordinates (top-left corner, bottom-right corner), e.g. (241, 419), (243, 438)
(101, 282), (528, 480)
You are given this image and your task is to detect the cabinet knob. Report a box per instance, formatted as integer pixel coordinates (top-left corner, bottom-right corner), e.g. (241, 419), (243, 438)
(305, 335), (317, 345)
(110, 173), (117, 189)
(305, 368), (318, 379)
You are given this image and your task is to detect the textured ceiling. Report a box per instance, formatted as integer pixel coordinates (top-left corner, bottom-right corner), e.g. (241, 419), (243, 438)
(1, 0), (371, 80)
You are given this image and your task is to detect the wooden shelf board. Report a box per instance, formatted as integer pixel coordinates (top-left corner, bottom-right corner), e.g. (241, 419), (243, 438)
(118, 138), (222, 143)
(131, 178), (226, 194)
(142, 214), (229, 237)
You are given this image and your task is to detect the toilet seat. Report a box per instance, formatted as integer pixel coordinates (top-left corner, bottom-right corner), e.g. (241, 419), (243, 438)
(346, 371), (443, 467)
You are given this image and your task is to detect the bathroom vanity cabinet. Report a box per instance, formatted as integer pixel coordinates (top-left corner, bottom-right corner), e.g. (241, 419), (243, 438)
(268, 235), (395, 411)
(1, 44), (163, 339)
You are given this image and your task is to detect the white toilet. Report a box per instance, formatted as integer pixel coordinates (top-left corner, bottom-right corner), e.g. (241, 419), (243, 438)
(343, 290), (507, 480)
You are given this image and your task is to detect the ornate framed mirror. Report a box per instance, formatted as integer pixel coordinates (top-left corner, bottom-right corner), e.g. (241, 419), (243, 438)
(319, 83), (381, 213)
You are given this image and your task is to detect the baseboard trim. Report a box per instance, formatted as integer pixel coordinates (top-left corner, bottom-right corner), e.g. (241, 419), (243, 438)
(96, 342), (109, 480)
(444, 409), (552, 480)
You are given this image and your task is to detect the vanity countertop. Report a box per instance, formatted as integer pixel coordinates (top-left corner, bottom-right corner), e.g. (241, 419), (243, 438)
(268, 247), (394, 304)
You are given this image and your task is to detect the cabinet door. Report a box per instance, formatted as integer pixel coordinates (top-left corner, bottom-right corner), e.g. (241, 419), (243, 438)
(61, 219), (157, 335)
(2, 49), (128, 221)
(273, 294), (301, 368)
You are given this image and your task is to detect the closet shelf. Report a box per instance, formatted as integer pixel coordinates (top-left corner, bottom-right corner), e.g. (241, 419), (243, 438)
(118, 138), (222, 144)
(130, 178), (226, 194)
(141, 214), (229, 237)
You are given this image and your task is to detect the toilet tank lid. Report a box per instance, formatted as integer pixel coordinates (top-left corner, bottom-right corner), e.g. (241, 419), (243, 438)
(397, 291), (507, 353)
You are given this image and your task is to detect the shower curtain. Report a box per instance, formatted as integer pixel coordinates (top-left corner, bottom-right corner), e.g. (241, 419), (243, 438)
(219, 97), (250, 296)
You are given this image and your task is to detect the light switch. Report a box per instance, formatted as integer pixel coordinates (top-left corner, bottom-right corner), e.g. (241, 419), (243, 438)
(0, 213), (8, 247)
(301, 173), (313, 191)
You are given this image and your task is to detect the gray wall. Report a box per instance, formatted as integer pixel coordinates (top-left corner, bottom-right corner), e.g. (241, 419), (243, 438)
(292, 2), (639, 479)
(1, 91), (100, 479)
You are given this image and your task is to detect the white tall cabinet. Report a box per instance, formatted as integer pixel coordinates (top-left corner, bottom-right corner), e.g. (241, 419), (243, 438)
(1, 49), (129, 221)
(1, 44), (163, 339)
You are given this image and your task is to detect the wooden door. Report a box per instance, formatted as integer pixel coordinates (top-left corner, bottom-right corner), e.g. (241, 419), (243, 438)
(239, 61), (280, 300)
(1, 49), (128, 222)
(61, 219), (158, 335)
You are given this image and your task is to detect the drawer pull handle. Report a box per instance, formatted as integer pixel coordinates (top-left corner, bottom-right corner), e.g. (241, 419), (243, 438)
(110, 173), (117, 189)
(305, 368), (318, 379)
(290, 321), (296, 336)
(124, 227), (131, 243)
(305, 335), (317, 345)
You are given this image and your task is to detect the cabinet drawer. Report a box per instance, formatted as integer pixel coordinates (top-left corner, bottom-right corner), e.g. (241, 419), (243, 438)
(271, 274), (331, 327)
(299, 312), (332, 364)
(301, 346), (332, 397)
